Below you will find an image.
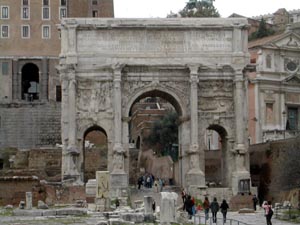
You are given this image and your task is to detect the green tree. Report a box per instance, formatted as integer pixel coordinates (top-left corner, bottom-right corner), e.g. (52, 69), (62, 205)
(249, 18), (275, 41)
(145, 111), (178, 158)
(168, 0), (220, 18)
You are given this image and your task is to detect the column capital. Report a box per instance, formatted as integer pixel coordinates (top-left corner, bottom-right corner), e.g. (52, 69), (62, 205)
(187, 64), (200, 75)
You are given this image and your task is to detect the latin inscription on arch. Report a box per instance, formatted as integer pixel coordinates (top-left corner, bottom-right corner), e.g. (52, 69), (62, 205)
(77, 30), (233, 54)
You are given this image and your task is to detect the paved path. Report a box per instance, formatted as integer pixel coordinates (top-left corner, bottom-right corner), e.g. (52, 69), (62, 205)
(0, 186), (296, 225)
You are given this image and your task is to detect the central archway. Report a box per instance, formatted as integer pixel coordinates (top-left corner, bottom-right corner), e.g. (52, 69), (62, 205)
(125, 88), (187, 187)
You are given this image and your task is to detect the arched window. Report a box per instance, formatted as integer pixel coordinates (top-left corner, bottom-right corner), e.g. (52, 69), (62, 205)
(21, 63), (39, 101)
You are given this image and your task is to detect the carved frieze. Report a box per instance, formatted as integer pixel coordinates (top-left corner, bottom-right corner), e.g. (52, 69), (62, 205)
(198, 80), (234, 112)
(77, 81), (113, 113)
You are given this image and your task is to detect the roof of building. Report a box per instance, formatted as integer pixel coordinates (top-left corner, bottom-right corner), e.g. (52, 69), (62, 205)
(248, 30), (300, 48)
(248, 33), (286, 48)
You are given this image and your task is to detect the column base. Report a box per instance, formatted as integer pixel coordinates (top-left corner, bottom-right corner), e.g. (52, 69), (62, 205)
(232, 170), (251, 195)
(186, 170), (205, 196)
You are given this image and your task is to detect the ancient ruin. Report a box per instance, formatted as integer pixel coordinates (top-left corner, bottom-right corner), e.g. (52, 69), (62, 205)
(58, 18), (252, 196)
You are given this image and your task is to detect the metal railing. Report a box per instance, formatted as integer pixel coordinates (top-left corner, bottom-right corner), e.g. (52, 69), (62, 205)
(193, 215), (249, 225)
(274, 206), (300, 222)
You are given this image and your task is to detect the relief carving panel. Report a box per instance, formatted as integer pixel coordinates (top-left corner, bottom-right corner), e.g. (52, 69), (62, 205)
(198, 80), (234, 112)
(77, 81), (113, 113)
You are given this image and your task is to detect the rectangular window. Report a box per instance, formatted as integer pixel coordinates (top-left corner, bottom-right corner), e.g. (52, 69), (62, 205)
(60, 0), (66, 6)
(92, 10), (98, 17)
(56, 86), (62, 102)
(2, 62), (9, 75)
(22, 25), (30, 38)
(1, 25), (9, 38)
(42, 25), (50, 39)
(287, 107), (298, 130)
(265, 103), (274, 124)
(42, 7), (50, 19)
(92, 0), (98, 5)
(1, 6), (9, 19)
(23, 0), (29, 6)
(43, 0), (49, 6)
(22, 7), (30, 19)
(60, 7), (66, 19)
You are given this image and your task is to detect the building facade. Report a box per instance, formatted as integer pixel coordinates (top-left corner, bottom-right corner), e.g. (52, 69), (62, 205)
(0, 0), (114, 149)
(248, 27), (300, 144)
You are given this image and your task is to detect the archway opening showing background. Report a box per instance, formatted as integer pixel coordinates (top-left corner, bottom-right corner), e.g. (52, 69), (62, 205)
(205, 124), (229, 187)
(83, 125), (108, 183)
(21, 63), (39, 101)
(128, 90), (183, 186)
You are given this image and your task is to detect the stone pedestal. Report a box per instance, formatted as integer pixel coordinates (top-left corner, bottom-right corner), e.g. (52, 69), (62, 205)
(160, 192), (178, 224)
(25, 192), (32, 210)
(186, 170), (205, 185)
(232, 170), (251, 195)
(144, 196), (153, 214)
(110, 172), (128, 199)
(95, 197), (110, 211)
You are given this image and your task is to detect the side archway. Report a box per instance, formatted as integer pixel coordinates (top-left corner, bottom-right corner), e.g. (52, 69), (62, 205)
(205, 124), (231, 187)
(83, 125), (108, 182)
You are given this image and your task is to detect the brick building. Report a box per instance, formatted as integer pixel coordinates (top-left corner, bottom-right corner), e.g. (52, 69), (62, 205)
(0, 0), (114, 149)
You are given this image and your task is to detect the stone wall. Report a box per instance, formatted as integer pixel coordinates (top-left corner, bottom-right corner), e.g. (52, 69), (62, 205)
(0, 103), (61, 149)
(249, 137), (300, 206)
(0, 176), (45, 206)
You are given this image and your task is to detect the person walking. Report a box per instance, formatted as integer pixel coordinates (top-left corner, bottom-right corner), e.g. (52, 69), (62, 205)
(252, 194), (258, 211)
(203, 196), (210, 221)
(210, 197), (219, 223)
(220, 199), (229, 223)
(262, 201), (273, 225)
(184, 195), (195, 219)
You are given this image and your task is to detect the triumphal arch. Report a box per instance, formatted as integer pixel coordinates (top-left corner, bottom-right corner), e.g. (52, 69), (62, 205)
(58, 18), (250, 195)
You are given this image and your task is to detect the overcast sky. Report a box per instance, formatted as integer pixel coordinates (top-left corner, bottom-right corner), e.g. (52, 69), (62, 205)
(114, 0), (299, 18)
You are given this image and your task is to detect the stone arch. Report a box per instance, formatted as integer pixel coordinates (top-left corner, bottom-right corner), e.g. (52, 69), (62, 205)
(124, 87), (187, 186)
(82, 125), (108, 182)
(205, 124), (232, 187)
(21, 63), (39, 101)
(125, 86), (187, 118)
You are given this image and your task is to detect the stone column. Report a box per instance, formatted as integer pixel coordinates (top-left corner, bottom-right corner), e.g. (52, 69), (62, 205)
(232, 74), (250, 195)
(110, 65), (128, 198)
(186, 65), (205, 192)
(25, 192), (32, 210)
(41, 57), (48, 101)
(60, 65), (81, 184)
(12, 59), (19, 100)
(160, 192), (178, 224)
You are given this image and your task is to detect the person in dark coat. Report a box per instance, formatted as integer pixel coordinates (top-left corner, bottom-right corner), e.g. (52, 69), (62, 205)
(203, 196), (210, 221)
(184, 195), (195, 219)
(210, 197), (219, 223)
(252, 194), (258, 211)
(220, 199), (229, 223)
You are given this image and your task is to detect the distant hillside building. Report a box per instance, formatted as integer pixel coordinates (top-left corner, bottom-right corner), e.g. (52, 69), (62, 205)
(252, 8), (300, 31)
(0, 0), (114, 149)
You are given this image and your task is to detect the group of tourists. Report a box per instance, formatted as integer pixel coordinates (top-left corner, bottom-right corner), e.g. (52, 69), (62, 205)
(137, 173), (165, 192)
(182, 190), (274, 225)
(181, 189), (229, 223)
